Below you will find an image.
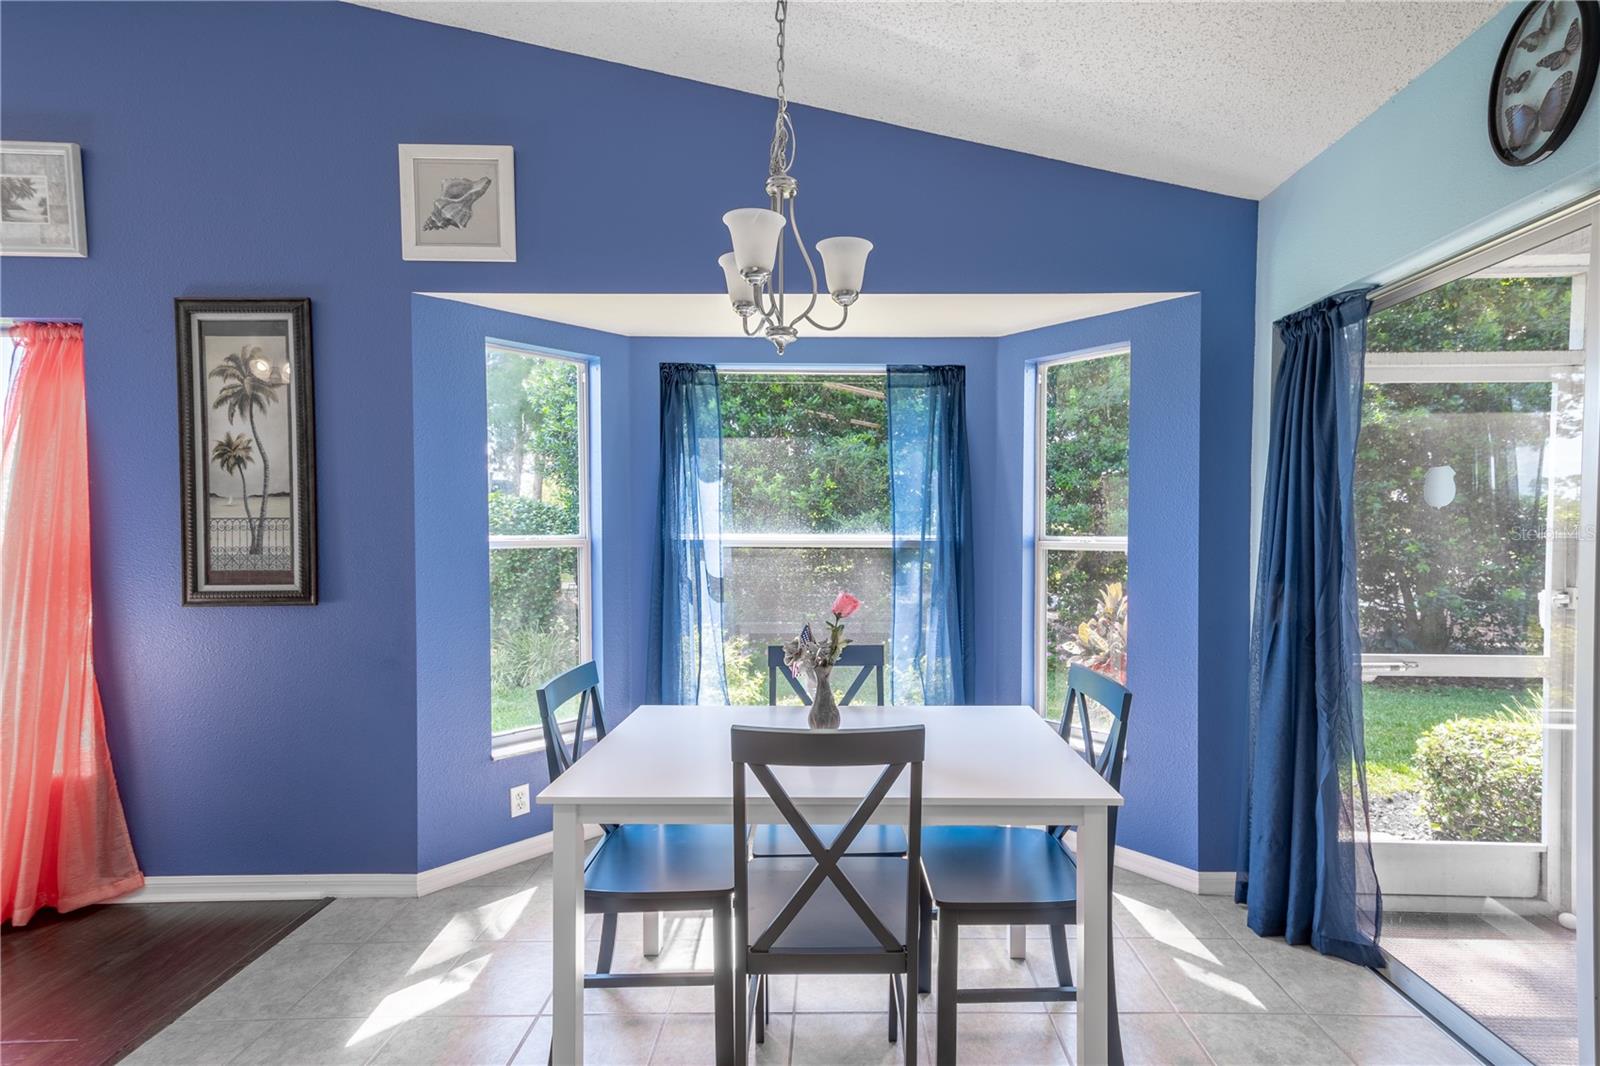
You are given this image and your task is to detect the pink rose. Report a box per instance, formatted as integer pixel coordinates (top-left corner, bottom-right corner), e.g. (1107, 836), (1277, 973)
(831, 591), (862, 619)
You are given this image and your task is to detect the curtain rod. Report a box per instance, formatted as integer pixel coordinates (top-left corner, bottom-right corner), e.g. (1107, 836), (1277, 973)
(1368, 189), (1600, 306)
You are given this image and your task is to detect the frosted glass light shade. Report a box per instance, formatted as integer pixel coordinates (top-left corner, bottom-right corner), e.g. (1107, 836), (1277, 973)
(723, 208), (786, 278)
(816, 236), (872, 296)
(718, 252), (755, 307)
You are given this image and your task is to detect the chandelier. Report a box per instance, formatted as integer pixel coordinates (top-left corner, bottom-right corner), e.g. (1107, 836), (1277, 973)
(718, 0), (872, 353)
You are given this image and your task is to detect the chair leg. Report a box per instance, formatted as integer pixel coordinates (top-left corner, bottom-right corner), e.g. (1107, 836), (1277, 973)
(595, 912), (618, 974)
(1048, 923), (1073, 988)
(918, 880), (934, 995)
(754, 975), (766, 1045)
(763, 974), (771, 1026)
(904, 966), (918, 1065)
(888, 973), (899, 1043)
(936, 911), (959, 1066)
(712, 899), (735, 1066)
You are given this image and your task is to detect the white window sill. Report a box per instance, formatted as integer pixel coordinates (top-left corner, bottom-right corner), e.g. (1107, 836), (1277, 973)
(491, 725), (598, 762)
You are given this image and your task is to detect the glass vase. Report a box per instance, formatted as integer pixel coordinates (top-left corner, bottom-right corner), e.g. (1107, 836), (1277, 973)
(808, 664), (841, 729)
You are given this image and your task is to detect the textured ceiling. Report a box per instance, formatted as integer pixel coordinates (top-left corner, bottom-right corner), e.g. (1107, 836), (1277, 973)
(355, 1), (1502, 199)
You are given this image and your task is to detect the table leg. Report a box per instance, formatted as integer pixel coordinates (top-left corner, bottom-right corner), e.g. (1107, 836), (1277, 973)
(1076, 806), (1110, 1066)
(1009, 924), (1027, 960)
(643, 911), (662, 957)
(551, 807), (585, 1065)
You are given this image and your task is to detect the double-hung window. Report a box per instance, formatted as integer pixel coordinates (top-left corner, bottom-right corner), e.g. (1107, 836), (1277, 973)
(1035, 349), (1130, 720)
(717, 370), (909, 703)
(484, 344), (591, 743)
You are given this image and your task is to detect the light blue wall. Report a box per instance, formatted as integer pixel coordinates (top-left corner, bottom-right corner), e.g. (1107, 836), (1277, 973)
(1253, 6), (1600, 546)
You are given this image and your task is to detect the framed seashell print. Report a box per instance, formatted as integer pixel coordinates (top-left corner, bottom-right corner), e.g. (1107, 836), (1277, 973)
(1, 141), (87, 257)
(397, 144), (516, 261)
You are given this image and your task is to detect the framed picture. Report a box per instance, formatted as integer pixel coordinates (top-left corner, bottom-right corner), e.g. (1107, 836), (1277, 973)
(397, 144), (516, 261)
(175, 298), (318, 605)
(1, 141), (87, 257)
(1488, 0), (1598, 165)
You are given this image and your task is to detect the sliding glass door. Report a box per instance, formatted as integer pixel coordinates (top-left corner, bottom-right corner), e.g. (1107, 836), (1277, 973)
(1357, 207), (1598, 1065)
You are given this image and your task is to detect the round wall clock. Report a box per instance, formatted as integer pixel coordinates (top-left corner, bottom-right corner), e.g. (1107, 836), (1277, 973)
(1488, 0), (1598, 165)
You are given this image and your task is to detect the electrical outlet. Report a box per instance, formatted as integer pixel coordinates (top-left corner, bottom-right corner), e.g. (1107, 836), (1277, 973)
(509, 783), (531, 818)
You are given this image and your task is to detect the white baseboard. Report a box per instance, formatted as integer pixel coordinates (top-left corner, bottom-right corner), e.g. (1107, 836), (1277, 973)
(111, 827), (605, 904)
(415, 825), (604, 896)
(113, 828), (1229, 903)
(1062, 831), (1234, 895)
(111, 873), (418, 903)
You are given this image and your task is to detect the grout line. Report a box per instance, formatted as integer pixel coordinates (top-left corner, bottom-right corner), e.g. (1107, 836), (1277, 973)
(504, 1014), (541, 1066)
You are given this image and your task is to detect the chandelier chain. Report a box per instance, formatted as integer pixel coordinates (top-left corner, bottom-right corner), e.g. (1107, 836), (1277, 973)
(769, 0), (794, 177)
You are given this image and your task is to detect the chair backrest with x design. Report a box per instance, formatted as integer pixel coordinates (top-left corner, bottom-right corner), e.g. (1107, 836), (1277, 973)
(536, 661), (609, 786)
(731, 724), (923, 968)
(1049, 663), (1132, 845)
(766, 644), (886, 707)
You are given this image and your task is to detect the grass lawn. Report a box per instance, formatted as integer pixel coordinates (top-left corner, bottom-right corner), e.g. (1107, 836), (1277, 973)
(1363, 681), (1535, 797)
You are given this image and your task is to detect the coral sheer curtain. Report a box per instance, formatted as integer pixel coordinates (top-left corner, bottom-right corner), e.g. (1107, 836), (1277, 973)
(2, 322), (142, 925)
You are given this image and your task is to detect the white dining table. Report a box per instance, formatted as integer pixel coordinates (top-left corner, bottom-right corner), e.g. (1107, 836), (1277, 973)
(537, 704), (1124, 1065)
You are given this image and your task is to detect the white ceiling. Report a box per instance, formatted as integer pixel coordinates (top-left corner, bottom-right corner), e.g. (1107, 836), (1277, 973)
(424, 292), (1188, 337)
(356, 1), (1501, 199)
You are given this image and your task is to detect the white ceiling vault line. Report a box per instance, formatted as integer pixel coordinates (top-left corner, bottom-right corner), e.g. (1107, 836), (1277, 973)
(355, 1), (1501, 199)
(420, 292), (1191, 338)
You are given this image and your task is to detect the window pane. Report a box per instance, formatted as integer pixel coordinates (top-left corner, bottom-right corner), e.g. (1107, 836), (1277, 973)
(721, 546), (907, 704)
(490, 546), (582, 733)
(1356, 381), (1561, 655)
(1368, 228), (1588, 354)
(720, 373), (889, 534)
(1042, 549), (1127, 722)
(486, 348), (581, 536)
(1043, 354), (1129, 537)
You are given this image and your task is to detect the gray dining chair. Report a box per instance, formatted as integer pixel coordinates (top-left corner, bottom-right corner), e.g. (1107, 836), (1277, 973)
(731, 723), (924, 1066)
(537, 662), (737, 1065)
(755, 644), (908, 860)
(918, 664), (1131, 1066)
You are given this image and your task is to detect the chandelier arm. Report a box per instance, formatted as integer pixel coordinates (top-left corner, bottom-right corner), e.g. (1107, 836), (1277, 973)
(741, 314), (763, 338)
(798, 302), (850, 332)
(785, 194), (823, 324)
(750, 285), (781, 330)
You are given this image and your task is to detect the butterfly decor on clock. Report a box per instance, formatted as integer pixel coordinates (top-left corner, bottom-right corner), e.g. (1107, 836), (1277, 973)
(1489, 0), (1598, 166)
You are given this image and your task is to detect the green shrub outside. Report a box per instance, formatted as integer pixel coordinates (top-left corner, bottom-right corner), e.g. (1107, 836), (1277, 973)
(1414, 715), (1542, 842)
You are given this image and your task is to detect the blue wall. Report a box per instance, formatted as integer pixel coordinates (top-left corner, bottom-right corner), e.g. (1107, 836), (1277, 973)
(999, 297), (1223, 870)
(1, 0), (1256, 875)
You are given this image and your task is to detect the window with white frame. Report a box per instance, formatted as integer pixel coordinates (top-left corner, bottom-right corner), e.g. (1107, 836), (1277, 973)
(717, 370), (917, 703)
(485, 344), (591, 738)
(1035, 350), (1130, 720)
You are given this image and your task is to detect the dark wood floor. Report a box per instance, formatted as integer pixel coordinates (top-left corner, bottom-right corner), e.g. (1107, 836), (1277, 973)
(1, 897), (327, 1065)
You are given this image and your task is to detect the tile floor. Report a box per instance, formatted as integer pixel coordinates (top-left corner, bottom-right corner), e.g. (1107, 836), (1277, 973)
(126, 861), (1477, 1065)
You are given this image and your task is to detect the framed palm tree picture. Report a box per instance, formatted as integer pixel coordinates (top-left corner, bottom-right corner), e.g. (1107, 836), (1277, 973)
(175, 298), (317, 605)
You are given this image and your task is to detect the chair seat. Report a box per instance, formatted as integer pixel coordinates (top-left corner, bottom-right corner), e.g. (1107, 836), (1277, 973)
(747, 856), (910, 955)
(584, 824), (734, 902)
(750, 823), (908, 858)
(920, 826), (1079, 910)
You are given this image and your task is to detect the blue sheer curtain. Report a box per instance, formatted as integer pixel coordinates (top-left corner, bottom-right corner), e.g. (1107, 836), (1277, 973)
(652, 363), (729, 705)
(1236, 289), (1382, 967)
(886, 365), (973, 705)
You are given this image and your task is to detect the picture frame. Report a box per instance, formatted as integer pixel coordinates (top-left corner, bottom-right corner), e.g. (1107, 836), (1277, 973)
(1488, 0), (1598, 166)
(397, 144), (516, 261)
(1, 140), (87, 257)
(175, 298), (318, 605)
